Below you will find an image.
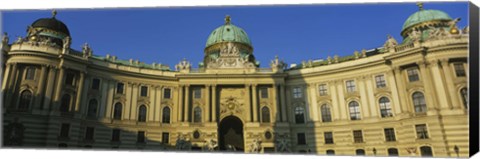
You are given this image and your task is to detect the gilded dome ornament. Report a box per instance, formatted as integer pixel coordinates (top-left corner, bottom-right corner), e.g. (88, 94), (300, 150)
(225, 15), (231, 25)
(416, 2), (423, 11)
(52, 10), (57, 18)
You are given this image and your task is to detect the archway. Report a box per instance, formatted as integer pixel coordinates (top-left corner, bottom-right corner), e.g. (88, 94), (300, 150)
(218, 115), (244, 151)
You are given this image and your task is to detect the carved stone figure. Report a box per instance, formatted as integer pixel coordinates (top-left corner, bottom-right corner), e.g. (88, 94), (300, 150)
(383, 34), (398, 49)
(408, 29), (421, 42)
(462, 26), (469, 34)
(354, 50), (360, 59)
(428, 26), (448, 39)
(175, 134), (192, 150)
(334, 55), (339, 63)
(15, 36), (24, 44)
(275, 138), (291, 152)
(249, 138), (262, 153)
(327, 56), (332, 64)
(82, 43), (92, 57)
(270, 55), (286, 69)
(2, 32), (9, 47)
(4, 118), (25, 146)
(63, 36), (71, 49)
(203, 138), (218, 151)
(361, 49), (367, 57)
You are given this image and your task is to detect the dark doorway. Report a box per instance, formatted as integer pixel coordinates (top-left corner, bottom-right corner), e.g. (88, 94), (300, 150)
(218, 115), (244, 151)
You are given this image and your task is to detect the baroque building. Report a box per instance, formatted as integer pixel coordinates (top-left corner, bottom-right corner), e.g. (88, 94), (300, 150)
(1, 4), (470, 157)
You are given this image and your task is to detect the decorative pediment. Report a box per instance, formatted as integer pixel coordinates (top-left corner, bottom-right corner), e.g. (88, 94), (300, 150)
(161, 100), (174, 107)
(193, 100), (205, 107)
(219, 96), (244, 117)
(291, 101), (305, 107)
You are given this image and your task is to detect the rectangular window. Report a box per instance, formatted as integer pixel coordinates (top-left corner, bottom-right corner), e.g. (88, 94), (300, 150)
(318, 84), (328, 96)
(353, 130), (363, 143)
(297, 133), (306, 145)
(346, 80), (356, 93)
(384, 128), (396, 142)
(164, 88), (171, 99)
(140, 86), (148, 97)
(375, 75), (387, 88)
(260, 87), (268, 98)
(293, 87), (302, 98)
(137, 131), (146, 143)
(91, 78), (100, 90)
(60, 123), (70, 138)
(65, 73), (75, 86)
(112, 129), (121, 142)
(162, 132), (169, 144)
(116, 83), (124, 94)
(193, 88), (202, 99)
(25, 67), (36, 80)
(415, 124), (429, 139)
(454, 63), (466, 77)
(85, 127), (94, 141)
(324, 132), (334, 144)
(407, 68), (420, 82)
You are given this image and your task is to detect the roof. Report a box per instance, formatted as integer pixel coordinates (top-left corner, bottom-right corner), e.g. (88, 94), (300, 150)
(31, 17), (70, 36)
(402, 9), (452, 31)
(205, 23), (251, 47)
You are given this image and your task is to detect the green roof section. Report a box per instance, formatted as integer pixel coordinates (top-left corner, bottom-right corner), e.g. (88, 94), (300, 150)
(402, 9), (452, 31)
(206, 16), (252, 47)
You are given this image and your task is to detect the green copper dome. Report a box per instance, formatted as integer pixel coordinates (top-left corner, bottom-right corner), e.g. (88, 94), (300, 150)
(206, 16), (251, 47)
(402, 9), (452, 31)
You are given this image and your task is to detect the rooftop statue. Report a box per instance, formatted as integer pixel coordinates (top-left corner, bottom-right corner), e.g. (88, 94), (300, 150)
(1, 32), (8, 47)
(82, 43), (93, 57)
(408, 29), (421, 42)
(383, 34), (398, 50)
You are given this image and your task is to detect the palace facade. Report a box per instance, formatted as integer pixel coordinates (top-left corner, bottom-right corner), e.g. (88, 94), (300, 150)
(1, 4), (470, 157)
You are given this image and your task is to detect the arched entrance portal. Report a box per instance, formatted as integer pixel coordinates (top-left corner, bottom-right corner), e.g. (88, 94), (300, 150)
(218, 115), (244, 151)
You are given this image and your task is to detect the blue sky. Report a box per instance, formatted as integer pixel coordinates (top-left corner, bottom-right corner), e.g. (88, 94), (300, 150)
(2, 2), (468, 69)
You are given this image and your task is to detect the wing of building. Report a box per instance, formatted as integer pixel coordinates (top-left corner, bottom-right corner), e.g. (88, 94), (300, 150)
(1, 4), (469, 157)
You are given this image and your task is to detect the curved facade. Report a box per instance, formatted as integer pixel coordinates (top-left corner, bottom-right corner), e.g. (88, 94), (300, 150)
(1, 5), (469, 157)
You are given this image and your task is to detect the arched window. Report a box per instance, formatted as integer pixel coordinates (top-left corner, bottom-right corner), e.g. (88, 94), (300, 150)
(321, 104), (332, 122)
(162, 107), (171, 123)
(355, 149), (365, 156)
(413, 92), (427, 113)
(60, 94), (71, 112)
(18, 90), (32, 110)
(87, 99), (98, 117)
(261, 106), (270, 123)
(460, 88), (468, 109)
(113, 103), (122, 120)
(294, 107), (305, 124)
(348, 101), (361, 120)
(379, 97), (392, 117)
(326, 150), (335, 155)
(193, 107), (202, 123)
(420, 146), (433, 157)
(138, 105), (147, 122)
(388, 148), (399, 156)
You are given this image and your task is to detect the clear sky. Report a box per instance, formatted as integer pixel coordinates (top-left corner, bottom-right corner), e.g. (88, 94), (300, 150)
(1, 2), (468, 69)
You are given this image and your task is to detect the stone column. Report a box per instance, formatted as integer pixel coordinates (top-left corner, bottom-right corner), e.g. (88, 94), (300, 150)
(177, 85), (184, 122)
(440, 59), (461, 109)
(304, 84), (311, 122)
(252, 84), (259, 122)
(74, 72), (85, 112)
(42, 67), (56, 110)
(124, 82), (133, 120)
(1, 63), (11, 92)
(428, 59), (450, 109)
(105, 81), (115, 119)
(385, 70), (401, 116)
(392, 67), (408, 113)
(155, 86), (163, 122)
(212, 85), (217, 122)
(53, 67), (65, 110)
(418, 61), (437, 112)
(148, 85), (156, 122)
(34, 65), (48, 109)
(80, 77), (90, 115)
(273, 84), (280, 122)
(308, 83), (319, 122)
(245, 84), (251, 122)
(329, 80), (340, 121)
(184, 85), (190, 122)
(335, 81), (347, 120)
(99, 78), (108, 118)
(365, 76), (378, 117)
(5, 63), (17, 107)
(358, 76), (371, 118)
(279, 84), (287, 122)
(204, 85), (210, 123)
(130, 83), (139, 120)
